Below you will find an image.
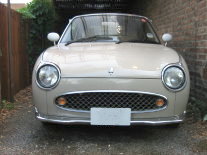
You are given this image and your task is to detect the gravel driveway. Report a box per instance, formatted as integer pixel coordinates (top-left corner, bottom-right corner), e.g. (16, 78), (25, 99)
(0, 87), (207, 155)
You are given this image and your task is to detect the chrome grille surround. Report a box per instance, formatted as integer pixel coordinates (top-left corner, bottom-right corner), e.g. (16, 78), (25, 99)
(55, 91), (168, 113)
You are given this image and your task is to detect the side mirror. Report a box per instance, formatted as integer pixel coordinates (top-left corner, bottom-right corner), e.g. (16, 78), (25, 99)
(162, 33), (172, 46)
(47, 32), (60, 45)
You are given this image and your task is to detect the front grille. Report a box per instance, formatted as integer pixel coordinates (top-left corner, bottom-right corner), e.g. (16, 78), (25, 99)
(55, 92), (167, 112)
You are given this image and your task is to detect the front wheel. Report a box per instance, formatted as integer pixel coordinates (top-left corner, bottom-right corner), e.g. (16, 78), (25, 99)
(40, 121), (55, 128)
(166, 123), (180, 128)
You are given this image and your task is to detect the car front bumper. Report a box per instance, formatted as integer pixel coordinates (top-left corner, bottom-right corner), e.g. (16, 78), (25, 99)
(35, 108), (185, 126)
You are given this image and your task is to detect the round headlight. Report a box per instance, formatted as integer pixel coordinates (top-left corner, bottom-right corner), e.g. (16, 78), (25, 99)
(36, 64), (60, 89)
(162, 66), (186, 90)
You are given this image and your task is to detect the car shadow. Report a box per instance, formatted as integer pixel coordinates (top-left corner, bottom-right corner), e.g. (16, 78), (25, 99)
(33, 122), (182, 145)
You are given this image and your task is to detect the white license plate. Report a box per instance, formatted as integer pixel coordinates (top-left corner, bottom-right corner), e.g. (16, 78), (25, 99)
(90, 108), (131, 126)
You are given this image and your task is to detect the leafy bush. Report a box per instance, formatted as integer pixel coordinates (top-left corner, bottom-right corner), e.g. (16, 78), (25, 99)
(17, 0), (57, 69)
(17, 7), (35, 19)
(0, 100), (14, 110)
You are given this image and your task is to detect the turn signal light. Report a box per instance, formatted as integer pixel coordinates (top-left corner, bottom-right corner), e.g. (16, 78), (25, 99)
(57, 97), (68, 106)
(155, 99), (165, 107)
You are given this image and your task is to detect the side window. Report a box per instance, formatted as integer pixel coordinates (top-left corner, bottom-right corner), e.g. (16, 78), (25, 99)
(143, 23), (159, 42)
(61, 25), (72, 43)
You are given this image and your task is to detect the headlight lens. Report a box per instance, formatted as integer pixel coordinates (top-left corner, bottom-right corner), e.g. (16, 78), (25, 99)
(163, 66), (185, 90)
(37, 64), (60, 88)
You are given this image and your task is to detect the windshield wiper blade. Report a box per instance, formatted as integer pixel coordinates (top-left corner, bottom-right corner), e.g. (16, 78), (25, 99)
(65, 39), (86, 46)
(65, 36), (113, 46)
(84, 35), (112, 40)
(115, 40), (122, 44)
(116, 40), (160, 44)
(142, 40), (160, 44)
(115, 40), (142, 44)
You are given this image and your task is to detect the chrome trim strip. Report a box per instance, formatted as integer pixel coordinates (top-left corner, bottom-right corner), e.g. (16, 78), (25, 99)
(54, 90), (168, 114)
(161, 63), (187, 92)
(35, 62), (61, 90)
(37, 116), (90, 124)
(35, 111), (184, 126)
(131, 120), (183, 125)
(58, 13), (152, 44)
(178, 54), (182, 65)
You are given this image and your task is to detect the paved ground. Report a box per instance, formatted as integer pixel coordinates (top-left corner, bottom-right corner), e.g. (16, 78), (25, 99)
(0, 87), (207, 155)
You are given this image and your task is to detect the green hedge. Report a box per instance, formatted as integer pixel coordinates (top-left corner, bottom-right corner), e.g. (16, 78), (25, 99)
(18, 0), (57, 68)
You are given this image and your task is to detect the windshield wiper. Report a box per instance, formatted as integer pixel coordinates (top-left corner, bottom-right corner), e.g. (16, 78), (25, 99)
(65, 36), (113, 46)
(116, 40), (160, 44)
(65, 38), (89, 46)
(143, 40), (160, 44)
(115, 40), (141, 44)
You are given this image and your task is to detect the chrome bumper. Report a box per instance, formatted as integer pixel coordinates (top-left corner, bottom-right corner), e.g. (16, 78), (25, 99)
(35, 108), (185, 126)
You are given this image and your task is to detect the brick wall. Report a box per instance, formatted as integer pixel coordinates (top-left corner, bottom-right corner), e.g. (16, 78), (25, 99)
(133, 0), (207, 102)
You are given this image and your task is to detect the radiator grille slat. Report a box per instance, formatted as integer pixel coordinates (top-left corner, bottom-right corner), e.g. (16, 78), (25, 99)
(55, 92), (167, 112)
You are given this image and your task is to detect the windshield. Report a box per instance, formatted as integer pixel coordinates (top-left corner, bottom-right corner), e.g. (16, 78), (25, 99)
(60, 14), (160, 44)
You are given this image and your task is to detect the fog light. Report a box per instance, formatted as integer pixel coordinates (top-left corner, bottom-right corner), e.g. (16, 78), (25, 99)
(155, 99), (165, 107)
(57, 97), (68, 106)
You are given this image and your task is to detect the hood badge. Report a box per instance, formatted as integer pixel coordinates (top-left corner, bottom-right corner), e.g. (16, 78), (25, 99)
(108, 67), (114, 75)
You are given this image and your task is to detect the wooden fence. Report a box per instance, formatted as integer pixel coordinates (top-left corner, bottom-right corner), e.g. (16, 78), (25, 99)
(0, 3), (29, 101)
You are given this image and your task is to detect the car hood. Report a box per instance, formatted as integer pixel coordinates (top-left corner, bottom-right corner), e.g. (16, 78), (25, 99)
(42, 43), (180, 78)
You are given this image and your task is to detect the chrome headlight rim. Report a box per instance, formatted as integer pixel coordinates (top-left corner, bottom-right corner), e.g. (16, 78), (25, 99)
(162, 64), (186, 92)
(36, 62), (61, 90)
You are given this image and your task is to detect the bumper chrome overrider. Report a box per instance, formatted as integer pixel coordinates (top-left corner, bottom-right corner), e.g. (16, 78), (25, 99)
(35, 108), (185, 126)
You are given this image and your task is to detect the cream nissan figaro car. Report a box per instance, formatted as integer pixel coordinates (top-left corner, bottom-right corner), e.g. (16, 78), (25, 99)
(33, 13), (190, 126)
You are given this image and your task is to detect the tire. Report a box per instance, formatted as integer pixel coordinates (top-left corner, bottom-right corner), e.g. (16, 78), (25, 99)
(167, 123), (180, 128)
(41, 121), (54, 128)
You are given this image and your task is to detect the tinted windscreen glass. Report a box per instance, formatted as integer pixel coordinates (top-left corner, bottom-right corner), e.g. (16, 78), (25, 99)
(61, 15), (160, 44)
